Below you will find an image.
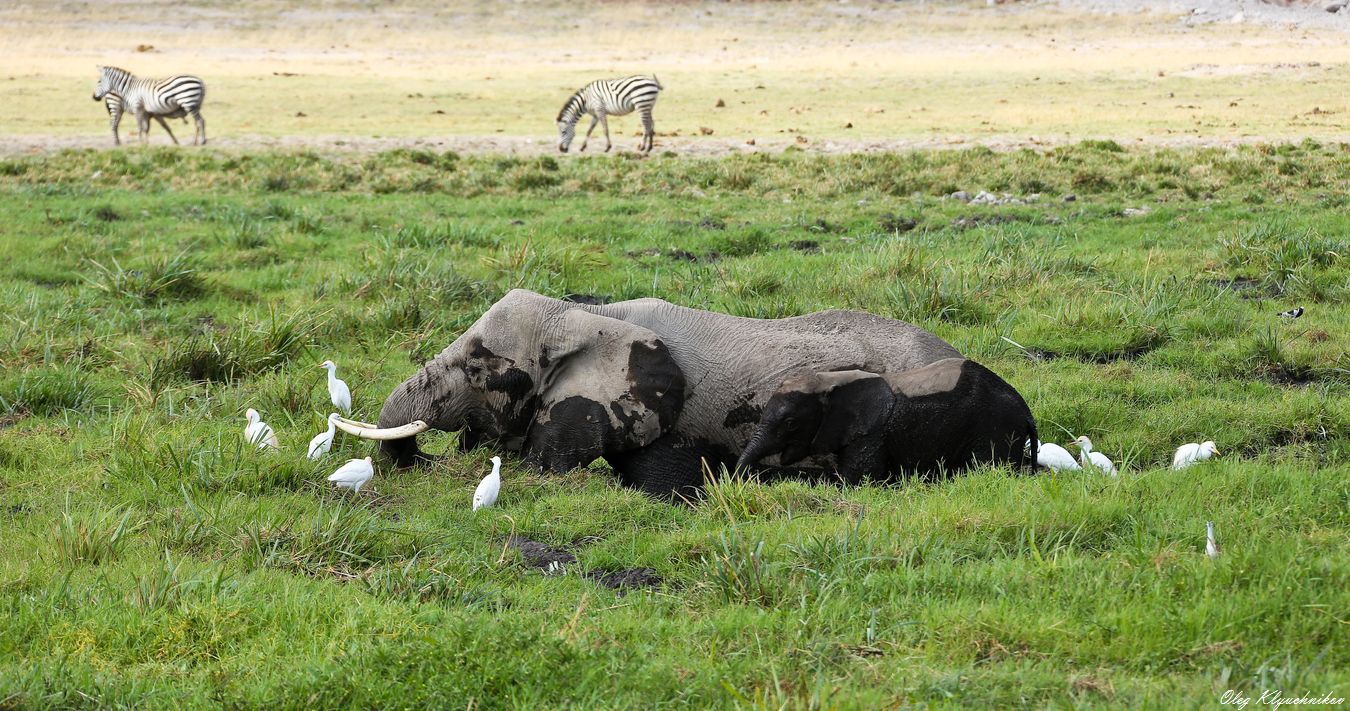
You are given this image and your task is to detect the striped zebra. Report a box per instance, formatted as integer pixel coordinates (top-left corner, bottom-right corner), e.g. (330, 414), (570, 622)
(102, 94), (187, 146)
(92, 66), (207, 146)
(556, 75), (663, 154)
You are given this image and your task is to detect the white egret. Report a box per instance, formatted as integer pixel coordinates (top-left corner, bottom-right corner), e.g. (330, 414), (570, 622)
(1206, 521), (1220, 559)
(319, 360), (352, 414)
(329, 456), (375, 493)
(1073, 436), (1118, 475)
(244, 408), (279, 450)
(1173, 441), (1220, 470)
(307, 413), (340, 460)
(473, 456), (502, 511)
(1035, 441), (1081, 472)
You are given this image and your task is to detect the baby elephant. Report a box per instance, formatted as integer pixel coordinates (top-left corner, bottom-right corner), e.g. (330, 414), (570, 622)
(736, 358), (1037, 483)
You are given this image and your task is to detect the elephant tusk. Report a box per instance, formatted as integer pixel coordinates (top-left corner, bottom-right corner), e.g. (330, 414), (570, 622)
(332, 416), (430, 440)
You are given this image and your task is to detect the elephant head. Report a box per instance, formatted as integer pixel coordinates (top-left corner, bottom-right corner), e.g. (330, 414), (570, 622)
(336, 290), (686, 470)
(735, 370), (894, 471)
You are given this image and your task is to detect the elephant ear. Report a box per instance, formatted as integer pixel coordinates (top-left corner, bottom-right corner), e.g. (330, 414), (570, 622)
(808, 370), (894, 454)
(524, 308), (686, 470)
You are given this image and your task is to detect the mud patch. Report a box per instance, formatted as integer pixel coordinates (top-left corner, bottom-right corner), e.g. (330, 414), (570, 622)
(507, 535), (577, 569)
(1211, 276), (1280, 299)
(627, 247), (711, 262)
(1084, 344), (1159, 364)
(879, 213), (919, 233)
(585, 567), (663, 595)
(506, 536), (668, 594)
(1014, 344), (1159, 364)
(1259, 364), (1317, 386)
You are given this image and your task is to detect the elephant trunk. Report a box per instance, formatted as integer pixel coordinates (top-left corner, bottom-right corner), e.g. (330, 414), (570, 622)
(735, 433), (771, 473)
(332, 370), (463, 468)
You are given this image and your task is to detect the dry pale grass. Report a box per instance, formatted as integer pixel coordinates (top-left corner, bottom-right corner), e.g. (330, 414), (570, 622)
(0, 0), (1348, 152)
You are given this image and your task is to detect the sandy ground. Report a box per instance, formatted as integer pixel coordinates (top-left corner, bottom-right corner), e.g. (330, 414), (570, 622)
(0, 0), (1347, 156)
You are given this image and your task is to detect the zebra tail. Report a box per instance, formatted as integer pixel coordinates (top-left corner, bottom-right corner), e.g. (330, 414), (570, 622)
(652, 74), (663, 90)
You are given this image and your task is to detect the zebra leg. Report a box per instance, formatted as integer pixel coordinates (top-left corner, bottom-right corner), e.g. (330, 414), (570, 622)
(601, 115), (612, 152)
(579, 114), (600, 152)
(191, 110), (206, 145)
(135, 110), (150, 145)
(109, 110), (121, 147)
(155, 116), (180, 145)
(640, 108), (654, 153)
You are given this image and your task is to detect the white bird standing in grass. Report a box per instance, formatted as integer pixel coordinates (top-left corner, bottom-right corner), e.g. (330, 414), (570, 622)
(319, 360), (352, 414)
(1173, 441), (1220, 470)
(1073, 436), (1118, 475)
(1206, 521), (1221, 559)
(473, 456), (502, 511)
(244, 408), (279, 449)
(329, 456), (375, 493)
(307, 413), (340, 460)
(1035, 440), (1081, 472)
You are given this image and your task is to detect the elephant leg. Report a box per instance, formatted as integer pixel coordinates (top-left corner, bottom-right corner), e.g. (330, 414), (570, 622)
(605, 436), (731, 502)
(522, 397), (612, 472)
(837, 442), (888, 486)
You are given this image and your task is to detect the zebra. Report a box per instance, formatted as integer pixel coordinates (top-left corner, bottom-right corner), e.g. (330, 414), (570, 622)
(101, 93), (187, 146)
(92, 66), (207, 146)
(556, 75), (663, 154)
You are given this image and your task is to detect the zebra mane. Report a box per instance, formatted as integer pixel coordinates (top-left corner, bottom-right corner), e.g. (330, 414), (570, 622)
(556, 93), (584, 123)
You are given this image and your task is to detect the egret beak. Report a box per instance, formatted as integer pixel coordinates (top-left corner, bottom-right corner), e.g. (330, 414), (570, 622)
(1212, 449), (1221, 456)
(332, 416), (430, 440)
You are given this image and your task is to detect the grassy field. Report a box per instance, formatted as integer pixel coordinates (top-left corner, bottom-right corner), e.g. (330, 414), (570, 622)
(0, 143), (1347, 707)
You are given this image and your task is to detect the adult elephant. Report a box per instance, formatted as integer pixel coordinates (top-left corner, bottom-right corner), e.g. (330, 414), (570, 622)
(337, 289), (961, 498)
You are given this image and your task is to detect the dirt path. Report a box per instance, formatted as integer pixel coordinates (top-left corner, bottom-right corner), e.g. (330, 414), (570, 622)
(6, 132), (1349, 159)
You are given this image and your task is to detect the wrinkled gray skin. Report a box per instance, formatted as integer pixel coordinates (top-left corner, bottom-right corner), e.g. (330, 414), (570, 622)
(377, 289), (962, 498)
(736, 358), (1037, 483)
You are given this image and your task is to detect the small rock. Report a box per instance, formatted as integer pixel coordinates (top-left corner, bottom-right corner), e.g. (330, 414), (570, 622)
(1063, 194), (1077, 202)
(795, 135), (808, 144)
(844, 122), (853, 128)
(135, 44), (155, 52)
(715, 98), (726, 108)
(745, 138), (756, 146)
(295, 111), (307, 117)
(971, 190), (999, 205)
(699, 126), (714, 135)
(1326, 1), (1346, 12)
(1123, 206), (1152, 217)
(949, 190), (972, 202)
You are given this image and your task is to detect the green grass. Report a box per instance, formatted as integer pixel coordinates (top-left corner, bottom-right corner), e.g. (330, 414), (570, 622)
(0, 144), (1347, 708)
